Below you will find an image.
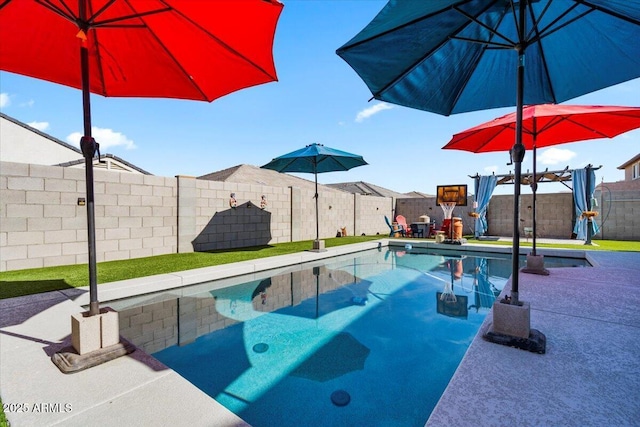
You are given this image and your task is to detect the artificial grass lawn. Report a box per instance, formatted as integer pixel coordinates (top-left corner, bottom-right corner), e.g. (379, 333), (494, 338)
(0, 236), (381, 299)
(1, 236), (638, 300)
(468, 238), (640, 252)
(0, 396), (7, 427)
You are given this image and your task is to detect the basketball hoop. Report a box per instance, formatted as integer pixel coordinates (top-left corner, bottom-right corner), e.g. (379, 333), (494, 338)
(440, 201), (456, 219)
(440, 280), (457, 302)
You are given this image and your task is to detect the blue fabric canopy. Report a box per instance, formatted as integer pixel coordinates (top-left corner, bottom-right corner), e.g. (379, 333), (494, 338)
(474, 175), (497, 238)
(572, 168), (600, 240)
(261, 143), (367, 174)
(336, 0), (640, 116)
(337, 0), (640, 303)
(261, 143), (367, 242)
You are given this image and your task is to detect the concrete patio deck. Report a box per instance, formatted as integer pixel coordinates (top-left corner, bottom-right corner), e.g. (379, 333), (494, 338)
(1, 241), (639, 426)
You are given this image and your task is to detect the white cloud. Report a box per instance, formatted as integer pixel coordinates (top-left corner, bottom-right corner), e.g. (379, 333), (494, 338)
(27, 121), (49, 132)
(538, 147), (576, 165)
(67, 127), (136, 151)
(0, 93), (10, 108)
(20, 99), (35, 108)
(355, 102), (393, 122)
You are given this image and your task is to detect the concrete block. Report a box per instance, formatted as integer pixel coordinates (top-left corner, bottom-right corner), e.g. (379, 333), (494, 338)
(492, 300), (530, 338)
(100, 307), (121, 348)
(312, 240), (326, 251)
(71, 311), (102, 355)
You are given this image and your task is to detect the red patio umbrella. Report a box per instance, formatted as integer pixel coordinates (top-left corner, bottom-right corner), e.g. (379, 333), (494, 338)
(443, 104), (640, 253)
(0, 0), (283, 315)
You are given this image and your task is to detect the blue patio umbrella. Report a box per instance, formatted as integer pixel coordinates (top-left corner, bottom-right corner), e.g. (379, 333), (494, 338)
(261, 143), (368, 244)
(337, 0), (640, 304)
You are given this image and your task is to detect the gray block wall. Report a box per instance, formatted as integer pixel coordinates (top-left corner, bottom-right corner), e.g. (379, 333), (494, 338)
(0, 162), (394, 272)
(2, 161), (638, 272)
(593, 188), (640, 241)
(1, 162), (177, 271)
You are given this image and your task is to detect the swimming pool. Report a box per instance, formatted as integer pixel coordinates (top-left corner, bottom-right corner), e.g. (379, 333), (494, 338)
(112, 247), (588, 426)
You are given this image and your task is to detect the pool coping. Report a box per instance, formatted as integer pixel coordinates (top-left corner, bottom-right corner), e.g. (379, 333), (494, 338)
(1, 240), (638, 426)
(62, 239), (594, 307)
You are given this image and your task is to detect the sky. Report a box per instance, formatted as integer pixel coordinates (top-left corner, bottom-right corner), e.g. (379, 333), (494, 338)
(1, 0), (639, 197)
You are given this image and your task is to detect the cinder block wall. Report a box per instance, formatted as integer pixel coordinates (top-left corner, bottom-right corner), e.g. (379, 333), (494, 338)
(593, 188), (640, 240)
(394, 193), (596, 239)
(395, 196), (476, 235)
(0, 161), (396, 271)
(0, 162), (177, 271)
(354, 194), (393, 237)
(2, 161), (638, 272)
(187, 177), (292, 252)
(481, 193), (575, 239)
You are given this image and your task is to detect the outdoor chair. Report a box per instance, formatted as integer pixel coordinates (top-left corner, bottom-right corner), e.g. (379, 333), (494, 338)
(385, 215), (405, 237)
(395, 215), (411, 236)
(410, 223), (424, 238)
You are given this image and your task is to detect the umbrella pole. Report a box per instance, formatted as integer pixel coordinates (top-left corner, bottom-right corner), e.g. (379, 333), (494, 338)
(314, 165), (319, 242)
(79, 26), (100, 316)
(510, 1), (527, 306)
(532, 143), (537, 256)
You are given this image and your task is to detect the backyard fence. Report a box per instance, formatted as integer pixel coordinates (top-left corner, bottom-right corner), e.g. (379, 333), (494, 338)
(1, 161), (638, 272)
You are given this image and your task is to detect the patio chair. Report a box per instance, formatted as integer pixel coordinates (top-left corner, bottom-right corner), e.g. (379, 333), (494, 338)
(395, 215), (411, 236)
(409, 223), (424, 238)
(384, 215), (405, 237)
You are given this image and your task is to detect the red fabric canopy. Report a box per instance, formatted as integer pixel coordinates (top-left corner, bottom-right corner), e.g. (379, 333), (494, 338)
(0, 0), (284, 316)
(0, 0), (283, 102)
(443, 104), (640, 153)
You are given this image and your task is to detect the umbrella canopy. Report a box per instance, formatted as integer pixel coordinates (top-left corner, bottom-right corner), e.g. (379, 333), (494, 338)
(336, 1), (640, 116)
(0, 0), (282, 101)
(261, 143), (368, 174)
(261, 143), (368, 243)
(443, 104), (640, 254)
(0, 0), (283, 315)
(443, 105), (640, 153)
(337, 0), (640, 304)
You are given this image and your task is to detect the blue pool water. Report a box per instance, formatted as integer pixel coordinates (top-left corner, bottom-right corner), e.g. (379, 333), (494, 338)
(150, 248), (587, 426)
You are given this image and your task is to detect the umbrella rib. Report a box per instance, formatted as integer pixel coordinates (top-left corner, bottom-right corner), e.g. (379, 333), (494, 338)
(446, 2), (515, 112)
(453, 3), (517, 47)
(168, 3), (279, 82)
(128, 3), (279, 100)
(91, 7), (172, 28)
(336, 3), (463, 51)
(580, 0), (640, 27)
(526, 6), (557, 102)
(35, 0), (76, 23)
(317, 156), (347, 171)
(365, 1), (501, 101)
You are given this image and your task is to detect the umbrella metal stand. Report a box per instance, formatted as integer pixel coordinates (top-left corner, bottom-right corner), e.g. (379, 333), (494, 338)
(522, 141), (549, 275)
(79, 36), (100, 318)
(52, 24), (134, 374)
(483, 1), (545, 354)
(312, 162), (326, 252)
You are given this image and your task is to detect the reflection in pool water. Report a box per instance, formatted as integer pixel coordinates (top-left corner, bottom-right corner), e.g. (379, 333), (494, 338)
(111, 248), (587, 427)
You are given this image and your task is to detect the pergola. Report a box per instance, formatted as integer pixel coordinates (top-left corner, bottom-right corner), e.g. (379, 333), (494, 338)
(469, 164), (602, 248)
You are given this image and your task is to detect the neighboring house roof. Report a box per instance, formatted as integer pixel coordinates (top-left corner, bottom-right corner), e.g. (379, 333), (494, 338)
(596, 179), (640, 192)
(404, 191), (435, 198)
(326, 181), (412, 198)
(0, 112), (150, 174)
(198, 164), (348, 194)
(55, 153), (152, 175)
(617, 153), (640, 169)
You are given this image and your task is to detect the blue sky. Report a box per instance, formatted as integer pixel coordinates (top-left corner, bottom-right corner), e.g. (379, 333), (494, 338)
(1, 0), (639, 196)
